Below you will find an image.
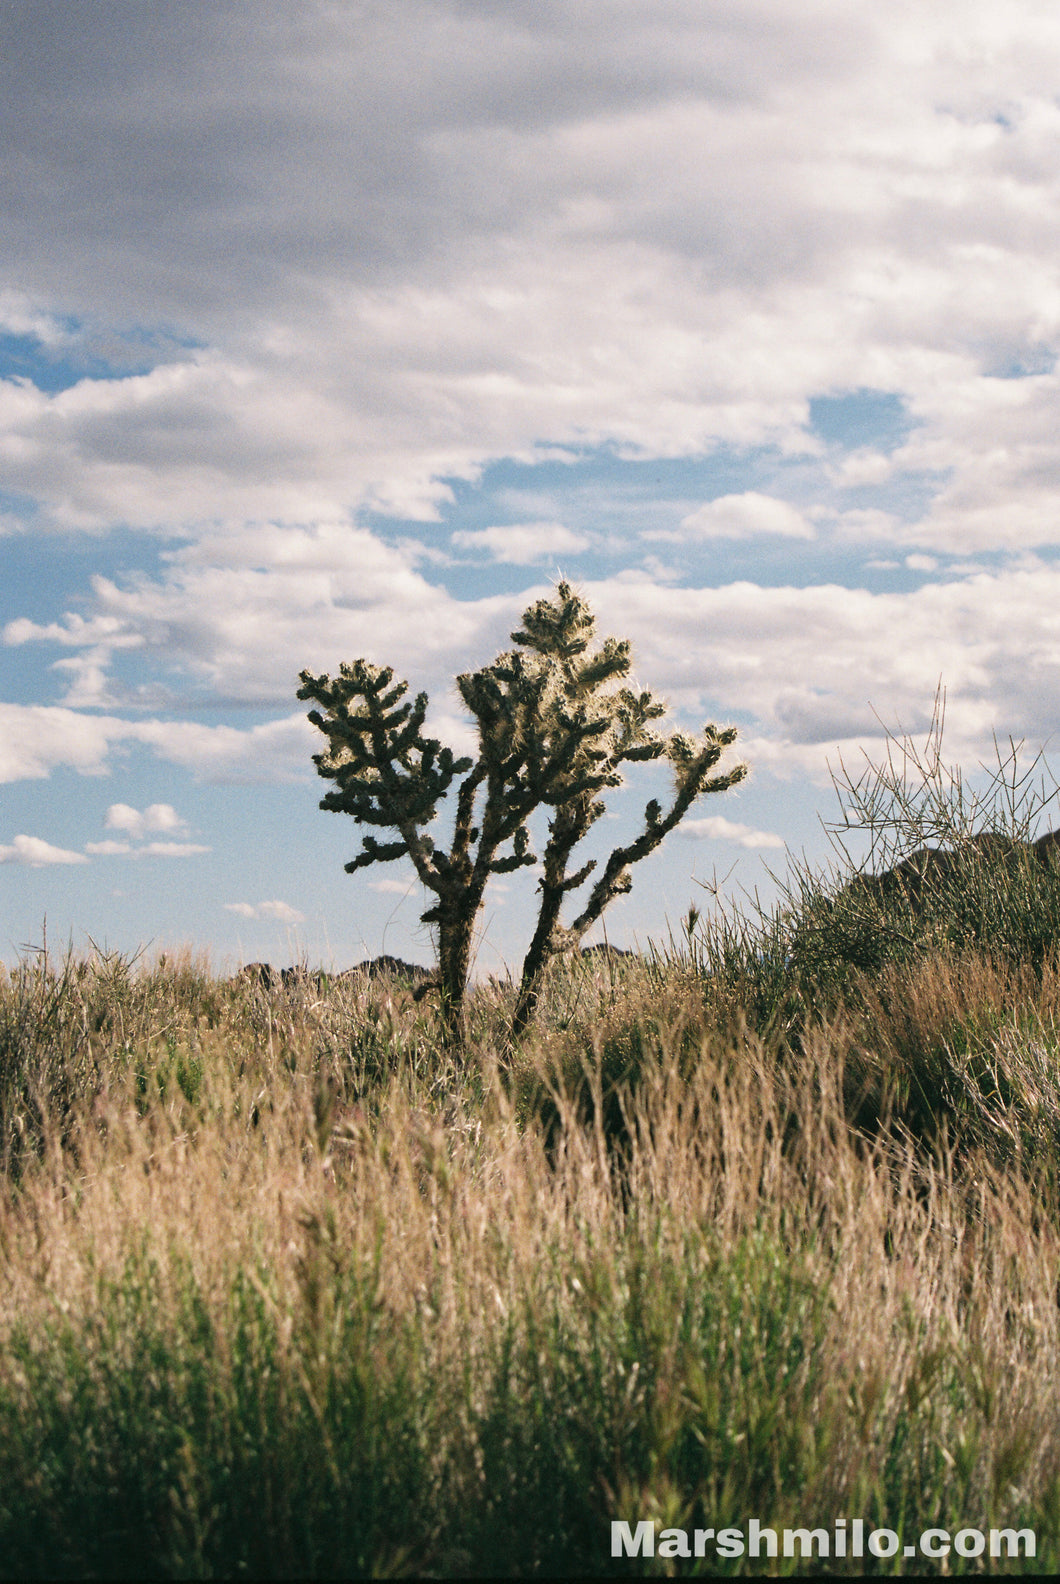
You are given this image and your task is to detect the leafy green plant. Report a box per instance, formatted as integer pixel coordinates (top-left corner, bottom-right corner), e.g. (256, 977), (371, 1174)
(298, 581), (746, 1042)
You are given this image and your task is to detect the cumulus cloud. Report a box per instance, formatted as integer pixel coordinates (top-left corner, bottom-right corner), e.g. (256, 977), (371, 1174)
(105, 802), (185, 838)
(8, 555), (1060, 800)
(78, 803), (209, 858)
(141, 841), (210, 857)
(0, 833), (87, 866)
(2, 2), (1060, 536)
(0, 287), (66, 344)
(0, 702), (317, 785)
(5, 523), (517, 711)
(224, 900), (305, 924)
(451, 521), (591, 564)
(0, 703), (129, 782)
(678, 815), (785, 849)
(86, 839), (210, 859)
(588, 563), (1060, 773)
(671, 493), (816, 541)
(132, 715), (318, 784)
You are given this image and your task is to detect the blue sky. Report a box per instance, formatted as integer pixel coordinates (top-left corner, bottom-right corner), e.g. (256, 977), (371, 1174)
(5, 1), (1060, 972)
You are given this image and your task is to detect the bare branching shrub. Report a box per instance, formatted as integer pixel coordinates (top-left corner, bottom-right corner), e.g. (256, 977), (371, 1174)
(793, 688), (1060, 984)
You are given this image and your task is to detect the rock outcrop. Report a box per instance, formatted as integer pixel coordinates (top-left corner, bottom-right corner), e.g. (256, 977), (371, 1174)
(847, 828), (1060, 907)
(233, 956), (431, 989)
(342, 955), (432, 984)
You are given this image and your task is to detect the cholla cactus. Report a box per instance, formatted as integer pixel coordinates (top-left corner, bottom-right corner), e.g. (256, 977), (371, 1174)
(298, 582), (747, 1041)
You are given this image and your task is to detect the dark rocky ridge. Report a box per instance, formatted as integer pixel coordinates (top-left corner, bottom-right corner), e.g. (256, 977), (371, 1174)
(234, 956), (431, 990)
(849, 823), (1058, 899)
(234, 944), (636, 991)
(845, 828), (1060, 906)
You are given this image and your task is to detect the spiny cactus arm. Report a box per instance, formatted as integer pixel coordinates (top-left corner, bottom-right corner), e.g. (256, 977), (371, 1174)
(666, 724), (744, 791)
(524, 683), (666, 813)
(529, 731), (617, 807)
(521, 673), (642, 798)
(459, 764), (536, 895)
(610, 686), (669, 764)
(300, 661), (470, 788)
(450, 759), (489, 865)
(568, 635), (633, 696)
(458, 652), (579, 842)
(509, 580), (597, 661)
(344, 836), (411, 874)
(566, 726), (748, 941)
(298, 661), (412, 748)
(297, 661), (472, 894)
(507, 793), (604, 1038)
(456, 657), (539, 800)
(453, 680), (535, 866)
(458, 640), (629, 825)
(489, 822), (537, 874)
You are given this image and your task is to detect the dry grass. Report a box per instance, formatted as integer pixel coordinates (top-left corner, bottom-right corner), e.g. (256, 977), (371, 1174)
(0, 941), (1056, 1575)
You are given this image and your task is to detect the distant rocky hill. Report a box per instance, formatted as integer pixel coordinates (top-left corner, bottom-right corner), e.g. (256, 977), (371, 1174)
(234, 956), (431, 989)
(233, 945), (636, 993)
(847, 828), (1060, 906)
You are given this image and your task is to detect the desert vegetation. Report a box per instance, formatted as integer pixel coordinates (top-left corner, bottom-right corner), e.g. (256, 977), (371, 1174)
(2, 718), (1060, 1574)
(298, 581), (745, 1042)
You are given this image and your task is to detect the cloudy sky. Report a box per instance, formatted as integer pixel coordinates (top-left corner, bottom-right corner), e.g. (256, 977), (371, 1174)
(4, 0), (1060, 972)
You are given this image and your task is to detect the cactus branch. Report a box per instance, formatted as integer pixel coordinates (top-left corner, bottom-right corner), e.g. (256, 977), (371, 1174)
(299, 583), (746, 1044)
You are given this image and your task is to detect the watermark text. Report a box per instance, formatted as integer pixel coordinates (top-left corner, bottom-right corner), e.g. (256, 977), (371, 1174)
(612, 1517), (1035, 1562)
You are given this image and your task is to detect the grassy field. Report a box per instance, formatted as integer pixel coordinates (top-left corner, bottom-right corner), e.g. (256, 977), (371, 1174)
(4, 754), (1060, 1575)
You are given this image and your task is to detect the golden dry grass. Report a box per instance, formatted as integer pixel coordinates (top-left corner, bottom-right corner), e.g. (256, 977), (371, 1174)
(0, 944), (1055, 1573)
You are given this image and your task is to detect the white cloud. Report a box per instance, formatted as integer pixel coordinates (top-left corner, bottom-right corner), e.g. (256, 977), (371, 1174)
(224, 900), (305, 923)
(105, 802), (186, 839)
(0, 704), (117, 782)
(9, 554), (1060, 802)
(0, 834), (88, 867)
(83, 806), (208, 858)
(140, 840), (210, 857)
(259, 900), (304, 921)
(85, 837), (210, 859)
(587, 563), (1060, 772)
(368, 876), (420, 895)
(830, 449), (894, 488)
(132, 715), (318, 784)
(451, 521), (592, 565)
(6, 523), (515, 712)
(672, 493), (816, 541)
(0, 703), (319, 786)
(678, 815), (785, 849)
(0, 2), (1059, 539)
(0, 288), (67, 344)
